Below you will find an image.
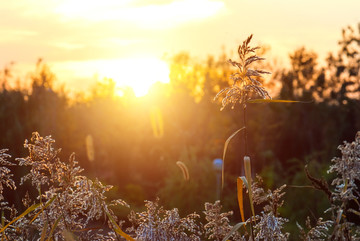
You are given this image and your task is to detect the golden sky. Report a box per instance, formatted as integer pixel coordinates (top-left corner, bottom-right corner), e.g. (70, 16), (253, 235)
(1, 0), (360, 96)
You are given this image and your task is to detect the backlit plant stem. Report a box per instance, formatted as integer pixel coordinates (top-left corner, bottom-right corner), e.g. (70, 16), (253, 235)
(243, 104), (248, 156)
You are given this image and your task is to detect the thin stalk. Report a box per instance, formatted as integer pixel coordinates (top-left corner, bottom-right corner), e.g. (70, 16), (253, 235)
(243, 105), (248, 156)
(243, 105), (256, 239)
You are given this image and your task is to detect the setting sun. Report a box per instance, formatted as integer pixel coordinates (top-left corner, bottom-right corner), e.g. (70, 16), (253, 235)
(94, 57), (170, 97)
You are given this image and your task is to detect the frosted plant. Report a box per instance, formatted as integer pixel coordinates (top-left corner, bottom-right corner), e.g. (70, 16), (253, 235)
(0, 148), (17, 234)
(253, 212), (289, 241)
(328, 131), (360, 203)
(214, 34), (271, 110)
(203, 200), (244, 241)
(17, 133), (62, 187)
(128, 198), (201, 241)
(0, 149), (16, 201)
(297, 216), (333, 240)
(326, 131), (360, 240)
(8, 132), (129, 240)
(252, 176), (287, 215)
(251, 176), (289, 240)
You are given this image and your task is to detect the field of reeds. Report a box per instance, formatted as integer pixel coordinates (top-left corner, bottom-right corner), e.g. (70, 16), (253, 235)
(0, 25), (360, 241)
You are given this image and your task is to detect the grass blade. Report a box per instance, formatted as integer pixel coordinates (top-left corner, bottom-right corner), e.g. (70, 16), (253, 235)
(240, 176), (248, 189)
(176, 161), (189, 181)
(247, 99), (310, 104)
(222, 127), (245, 189)
(349, 209), (360, 217)
(336, 209), (343, 225)
(46, 216), (61, 241)
(30, 195), (57, 224)
(105, 210), (134, 241)
(1, 211), (4, 227)
(244, 156), (255, 221)
(222, 221), (247, 241)
(353, 197), (360, 208)
(40, 220), (48, 241)
(237, 177), (245, 223)
(0, 203), (40, 233)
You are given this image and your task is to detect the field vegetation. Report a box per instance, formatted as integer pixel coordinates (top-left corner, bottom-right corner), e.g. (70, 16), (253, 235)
(0, 23), (360, 240)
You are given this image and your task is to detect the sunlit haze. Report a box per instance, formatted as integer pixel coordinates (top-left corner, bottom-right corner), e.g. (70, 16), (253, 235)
(1, 0), (359, 95)
(94, 58), (170, 97)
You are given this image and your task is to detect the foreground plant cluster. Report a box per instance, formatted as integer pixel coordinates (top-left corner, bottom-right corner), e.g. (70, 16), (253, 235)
(0, 132), (359, 240)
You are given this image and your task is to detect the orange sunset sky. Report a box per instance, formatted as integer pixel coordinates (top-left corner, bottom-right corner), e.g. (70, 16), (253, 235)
(1, 0), (360, 96)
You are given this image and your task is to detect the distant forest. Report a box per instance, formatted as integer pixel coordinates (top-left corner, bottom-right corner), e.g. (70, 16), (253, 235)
(1, 23), (359, 234)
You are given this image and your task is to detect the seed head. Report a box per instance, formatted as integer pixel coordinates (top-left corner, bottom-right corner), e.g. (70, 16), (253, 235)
(214, 34), (271, 110)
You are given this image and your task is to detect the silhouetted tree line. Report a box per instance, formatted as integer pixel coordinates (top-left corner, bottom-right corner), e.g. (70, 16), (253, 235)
(0, 24), (359, 229)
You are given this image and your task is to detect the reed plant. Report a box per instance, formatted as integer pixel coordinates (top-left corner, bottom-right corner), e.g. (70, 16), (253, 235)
(214, 34), (290, 239)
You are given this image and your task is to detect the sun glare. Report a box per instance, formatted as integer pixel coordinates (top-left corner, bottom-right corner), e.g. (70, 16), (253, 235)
(97, 58), (170, 97)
